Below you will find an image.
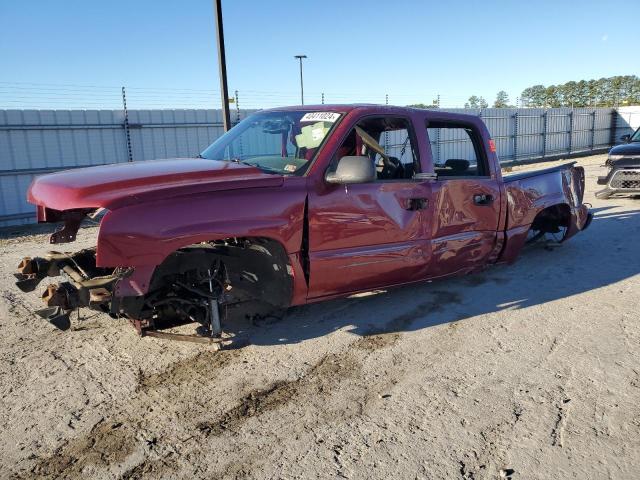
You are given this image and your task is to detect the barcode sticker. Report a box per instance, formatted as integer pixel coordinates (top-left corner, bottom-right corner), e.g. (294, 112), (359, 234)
(300, 112), (341, 123)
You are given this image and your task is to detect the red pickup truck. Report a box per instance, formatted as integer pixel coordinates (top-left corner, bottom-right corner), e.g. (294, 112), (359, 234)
(15, 105), (592, 341)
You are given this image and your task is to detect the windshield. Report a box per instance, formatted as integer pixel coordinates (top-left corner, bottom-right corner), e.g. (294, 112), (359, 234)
(200, 110), (342, 175)
(631, 127), (640, 142)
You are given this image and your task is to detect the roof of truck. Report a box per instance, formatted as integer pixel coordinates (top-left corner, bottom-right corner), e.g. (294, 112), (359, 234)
(266, 104), (421, 112)
(263, 104), (479, 121)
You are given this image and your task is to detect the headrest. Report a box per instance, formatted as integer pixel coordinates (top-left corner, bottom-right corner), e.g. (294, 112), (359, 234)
(295, 121), (331, 149)
(445, 159), (470, 172)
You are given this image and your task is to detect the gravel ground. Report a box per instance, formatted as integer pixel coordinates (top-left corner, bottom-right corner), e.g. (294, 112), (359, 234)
(1, 154), (639, 479)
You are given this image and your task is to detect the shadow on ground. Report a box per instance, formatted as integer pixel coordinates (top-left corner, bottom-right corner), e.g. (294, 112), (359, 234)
(223, 204), (640, 347)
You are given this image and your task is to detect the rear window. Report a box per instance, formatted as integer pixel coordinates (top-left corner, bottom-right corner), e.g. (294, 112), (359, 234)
(426, 122), (489, 177)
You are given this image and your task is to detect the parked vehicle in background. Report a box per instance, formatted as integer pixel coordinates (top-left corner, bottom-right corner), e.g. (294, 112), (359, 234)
(596, 127), (640, 199)
(14, 105), (592, 342)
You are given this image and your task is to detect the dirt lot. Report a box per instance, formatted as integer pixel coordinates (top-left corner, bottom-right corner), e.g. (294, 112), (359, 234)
(1, 154), (639, 479)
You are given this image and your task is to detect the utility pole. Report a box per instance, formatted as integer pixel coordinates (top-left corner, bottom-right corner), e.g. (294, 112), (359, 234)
(294, 55), (307, 105)
(213, 0), (231, 131)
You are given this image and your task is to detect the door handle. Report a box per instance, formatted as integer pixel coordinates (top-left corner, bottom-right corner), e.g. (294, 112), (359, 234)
(405, 198), (429, 210)
(473, 194), (494, 205)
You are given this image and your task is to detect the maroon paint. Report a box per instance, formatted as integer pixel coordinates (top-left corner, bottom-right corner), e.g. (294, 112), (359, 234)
(26, 105), (591, 306)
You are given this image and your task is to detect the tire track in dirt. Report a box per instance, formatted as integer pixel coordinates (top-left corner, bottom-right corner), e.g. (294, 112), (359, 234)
(21, 349), (244, 479)
(137, 348), (243, 392)
(196, 350), (362, 436)
(21, 287), (464, 478)
(28, 419), (138, 478)
(197, 290), (462, 438)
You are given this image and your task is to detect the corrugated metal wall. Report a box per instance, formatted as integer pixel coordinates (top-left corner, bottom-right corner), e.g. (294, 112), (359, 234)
(0, 106), (636, 227)
(0, 109), (255, 227)
(431, 107), (615, 163)
(616, 106), (640, 139)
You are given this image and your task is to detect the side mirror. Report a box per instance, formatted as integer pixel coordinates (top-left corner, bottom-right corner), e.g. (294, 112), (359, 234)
(325, 156), (376, 184)
(621, 134), (631, 143)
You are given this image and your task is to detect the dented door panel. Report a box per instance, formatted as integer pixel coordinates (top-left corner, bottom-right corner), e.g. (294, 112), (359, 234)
(427, 178), (501, 277)
(307, 181), (432, 297)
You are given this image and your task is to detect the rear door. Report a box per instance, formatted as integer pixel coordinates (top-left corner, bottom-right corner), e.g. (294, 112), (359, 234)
(307, 114), (432, 298)
(424, 119), (501, 278)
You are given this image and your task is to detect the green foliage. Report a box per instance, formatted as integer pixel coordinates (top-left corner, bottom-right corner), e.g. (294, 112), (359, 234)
(408, 97), (440, 109)
(465, 95), (488, 109)
(408, 102), (439, 109)
(520, 75), (640, 107)
(493, 90), (510, 108)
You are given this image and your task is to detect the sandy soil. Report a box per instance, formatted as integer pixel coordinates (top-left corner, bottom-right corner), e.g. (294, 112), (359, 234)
(1, 154), (639, 479)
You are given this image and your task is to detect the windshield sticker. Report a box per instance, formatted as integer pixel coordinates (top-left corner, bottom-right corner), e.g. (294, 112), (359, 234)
(283, 164), (298, 172)
(311, 127), (325, 141)
(300, 112), (340, 123)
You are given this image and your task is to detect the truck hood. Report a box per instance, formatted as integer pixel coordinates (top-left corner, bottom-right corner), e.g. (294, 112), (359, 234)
(28, 158), (284, 211)
(609, 142), (640, 157)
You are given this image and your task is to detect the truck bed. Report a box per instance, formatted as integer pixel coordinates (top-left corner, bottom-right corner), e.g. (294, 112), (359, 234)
(502, 161), (577, 182)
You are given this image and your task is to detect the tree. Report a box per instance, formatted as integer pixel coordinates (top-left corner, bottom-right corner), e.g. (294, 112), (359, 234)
(544, 85), (562, 107)
(493, 90), (509, 108)
(521, 85), (546, 107)
(466, 95), (488, 109)
(520, 75), (640, 108)
(560, 81), (579, 107)
(408, 103), (438, 109)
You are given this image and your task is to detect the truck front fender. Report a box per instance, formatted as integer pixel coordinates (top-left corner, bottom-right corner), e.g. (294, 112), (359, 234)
(96, 186), (306, 295)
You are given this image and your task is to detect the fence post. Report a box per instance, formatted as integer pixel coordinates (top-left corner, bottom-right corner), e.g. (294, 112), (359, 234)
(542, 110), (548, 158)
(609, 108), (618, 147)
(234, 90), (240, 125)
(513, 112), (519, 161)
(568, 111), (573, 155)
(121, 86), (133, 162)
(590, 110), (596, 151)
(234, 90), (243, 158)
(384, 94), (389, 153)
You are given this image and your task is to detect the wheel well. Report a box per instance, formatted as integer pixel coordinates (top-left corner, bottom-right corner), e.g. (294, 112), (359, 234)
(150, 236), (293, 307)
(530, 203), (571, 234)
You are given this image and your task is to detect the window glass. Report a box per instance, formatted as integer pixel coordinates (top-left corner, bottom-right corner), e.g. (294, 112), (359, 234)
(331, 117), (420, 181)
(201, 110), (342, 175)
(427, 124), (487, 177)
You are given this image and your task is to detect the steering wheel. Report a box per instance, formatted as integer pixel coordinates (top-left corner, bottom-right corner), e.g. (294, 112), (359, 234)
(355, 126), (403, 179)
(381, 156), (404, 179)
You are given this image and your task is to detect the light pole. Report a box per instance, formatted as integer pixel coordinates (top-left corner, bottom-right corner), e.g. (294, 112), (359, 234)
(213, 0), (231, 131)
(294, 55), (307, 105)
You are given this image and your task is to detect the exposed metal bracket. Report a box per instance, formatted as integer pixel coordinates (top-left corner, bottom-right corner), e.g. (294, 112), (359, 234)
(50, 212), (85, 244)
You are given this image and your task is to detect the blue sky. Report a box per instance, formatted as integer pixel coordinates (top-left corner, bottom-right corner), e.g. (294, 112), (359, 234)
(0, 0), (637, 109)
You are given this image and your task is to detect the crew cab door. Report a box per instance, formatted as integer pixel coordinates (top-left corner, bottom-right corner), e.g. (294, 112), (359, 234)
(307, 115), (432, 298)
(424, 119), (501, 278)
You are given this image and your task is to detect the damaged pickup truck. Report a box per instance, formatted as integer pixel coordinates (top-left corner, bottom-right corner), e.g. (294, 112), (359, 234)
(15, 105), (592, 343)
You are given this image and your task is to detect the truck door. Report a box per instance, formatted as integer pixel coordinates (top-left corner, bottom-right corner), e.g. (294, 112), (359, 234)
(423, 119), (501, 278)
(307, 115), (432, 298)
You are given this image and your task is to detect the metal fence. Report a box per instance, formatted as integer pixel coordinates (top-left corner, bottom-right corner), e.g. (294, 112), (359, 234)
(437, 107), (616, 163)
(0, 106), (637, 227)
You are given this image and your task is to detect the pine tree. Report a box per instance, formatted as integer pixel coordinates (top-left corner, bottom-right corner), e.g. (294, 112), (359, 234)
(493, 91), (509, 108)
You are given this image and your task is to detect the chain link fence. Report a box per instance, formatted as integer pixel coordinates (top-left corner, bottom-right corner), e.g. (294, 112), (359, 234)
(0, 84), (638, 226)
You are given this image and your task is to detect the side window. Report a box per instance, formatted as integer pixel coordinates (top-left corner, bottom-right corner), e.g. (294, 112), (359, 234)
(331, 116), (420, 181)
(426, 123), (488, 177)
